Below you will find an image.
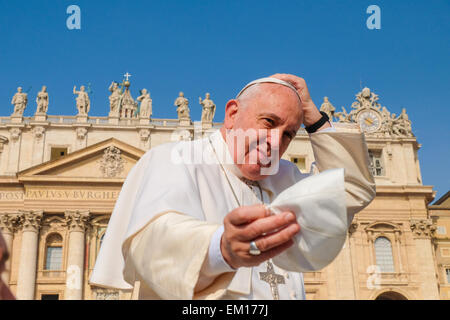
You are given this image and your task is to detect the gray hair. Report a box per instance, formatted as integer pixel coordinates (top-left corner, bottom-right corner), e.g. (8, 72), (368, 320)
(236, 83), (263, 109)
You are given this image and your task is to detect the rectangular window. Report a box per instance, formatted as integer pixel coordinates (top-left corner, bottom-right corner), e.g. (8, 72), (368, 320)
(368, 150), (384, 176)
(446, 269), (450, 284)
(437, 226), (447, 235)
(374, 237), (395, 273)
(41, 294), (59, 300)
(50, 147), (68, 161)
(291, 156), (306, 172)
(45, 246), (63, 270)
(441, 248), (450, 257)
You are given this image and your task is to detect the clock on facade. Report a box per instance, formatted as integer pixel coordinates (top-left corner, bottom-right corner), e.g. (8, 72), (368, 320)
(357, 110), (382, 133)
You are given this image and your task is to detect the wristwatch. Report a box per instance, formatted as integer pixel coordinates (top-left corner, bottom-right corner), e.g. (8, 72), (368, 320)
(305, 111), (330, 133)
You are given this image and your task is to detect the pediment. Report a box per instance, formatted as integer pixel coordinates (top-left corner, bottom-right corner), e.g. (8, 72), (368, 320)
(365, 221), (401, 232)
(18, 138), (145, 182)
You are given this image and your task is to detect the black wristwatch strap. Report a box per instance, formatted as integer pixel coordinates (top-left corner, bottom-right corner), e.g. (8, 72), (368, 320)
(305, 111), (330, 133)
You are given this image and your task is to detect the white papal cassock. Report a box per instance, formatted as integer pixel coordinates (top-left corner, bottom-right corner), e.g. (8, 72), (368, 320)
(90, 128), (376, 299)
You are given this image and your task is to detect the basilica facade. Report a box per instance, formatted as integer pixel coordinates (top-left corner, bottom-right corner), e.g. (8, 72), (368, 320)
(0, 80), (446, 300)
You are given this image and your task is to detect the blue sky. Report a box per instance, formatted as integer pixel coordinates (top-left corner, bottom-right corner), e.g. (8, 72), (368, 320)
(0, 0), (448, 201)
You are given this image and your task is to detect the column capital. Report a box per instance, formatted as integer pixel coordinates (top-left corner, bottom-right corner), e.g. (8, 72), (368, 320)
(410, 219), (436, 239)
(65, 210), (90, 232)
(0, 213), (20, 234)
(18, 210), (43, 232)
(8, 127), (22, 142)
(0, 135), (8, 153)
(348, 222), (358, 236)
(32, 125), (46, 140)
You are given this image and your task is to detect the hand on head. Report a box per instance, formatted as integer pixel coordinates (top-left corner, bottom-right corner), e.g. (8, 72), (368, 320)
(268, 73), (323, 127)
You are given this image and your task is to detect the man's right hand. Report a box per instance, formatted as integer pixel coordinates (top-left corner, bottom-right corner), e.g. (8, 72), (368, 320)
(221, 204), (300, 269)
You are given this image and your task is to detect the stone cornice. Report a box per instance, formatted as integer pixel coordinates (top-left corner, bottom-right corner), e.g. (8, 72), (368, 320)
(375, 185), (435, 203)
(18, 176), (126, 184)
(28, 121), (50, 127)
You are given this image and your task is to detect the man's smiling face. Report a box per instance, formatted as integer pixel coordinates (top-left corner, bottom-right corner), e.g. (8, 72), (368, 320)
(221, 82), (303, 181)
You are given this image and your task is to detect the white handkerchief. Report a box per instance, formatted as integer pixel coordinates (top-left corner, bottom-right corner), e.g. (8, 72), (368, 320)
(268, 168), (347, 272)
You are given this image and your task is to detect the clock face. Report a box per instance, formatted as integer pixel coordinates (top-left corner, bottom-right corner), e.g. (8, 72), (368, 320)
(358, 110), (381, 133)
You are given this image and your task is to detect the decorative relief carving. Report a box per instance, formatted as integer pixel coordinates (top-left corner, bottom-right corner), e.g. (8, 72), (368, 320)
(0, 213), (20, 234)
(18, 210), (43, 232)
(9, 128), (22, 142)
(95, 288), (119, 300)
(410, 219), (436, 238)
(394, 230), (401, 243)
(367, 230), (374, 242)
(0, 135), (8, 153)
(65, 210), (90, 232)
(334, 87), (413, 138)
(75, 127), (88, 140)
(348, 222), (358, 235)
(33, 126), (46, 140)
(98, 146), (124, 178)
(172, 129), (192, 141)
(365, 221), (402, 242)
(139, 129), (150, 142)
(41, 215), (66, 230)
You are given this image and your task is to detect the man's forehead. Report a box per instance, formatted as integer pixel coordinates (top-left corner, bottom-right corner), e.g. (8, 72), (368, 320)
(249, 84), (302, 112)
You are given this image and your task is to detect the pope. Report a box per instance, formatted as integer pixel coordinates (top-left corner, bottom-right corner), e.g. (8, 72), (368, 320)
(90, 73), (376, 300)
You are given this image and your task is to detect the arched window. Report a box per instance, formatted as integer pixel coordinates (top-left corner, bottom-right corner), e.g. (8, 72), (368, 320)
(45, 233), (63, 270)
(375, 291), (407, 300)
(374, 236), (395, 272)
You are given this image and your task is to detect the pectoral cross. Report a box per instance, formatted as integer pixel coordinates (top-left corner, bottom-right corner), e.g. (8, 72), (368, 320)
(259, 261), (285, 300)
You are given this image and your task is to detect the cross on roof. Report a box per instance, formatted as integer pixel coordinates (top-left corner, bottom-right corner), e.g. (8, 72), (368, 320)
(124, 72), (132, 81)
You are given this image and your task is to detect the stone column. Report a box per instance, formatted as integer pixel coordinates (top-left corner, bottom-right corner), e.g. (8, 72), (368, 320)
(74, 125), (89, 152)
(0, 136), (8, 175)
(332, 233), (357, 299)
(16, 210), (42, 300)
(31, 125), (46, 166)
(64, 210), (89, 300)
(6, 127), (23, 174)
(32, 126), (45, 165)
(410, 219), (440, 299)
(0, 213), (19, 284)
(138, 128), (151, 151)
